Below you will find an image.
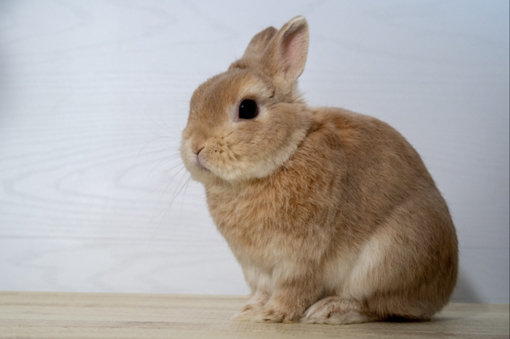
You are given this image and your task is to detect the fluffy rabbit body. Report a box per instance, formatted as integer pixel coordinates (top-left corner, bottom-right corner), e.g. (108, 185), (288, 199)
(180, 16), (458, 324)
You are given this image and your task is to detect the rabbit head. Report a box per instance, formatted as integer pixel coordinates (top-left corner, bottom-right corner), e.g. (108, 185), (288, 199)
(181, 17), (313, 183)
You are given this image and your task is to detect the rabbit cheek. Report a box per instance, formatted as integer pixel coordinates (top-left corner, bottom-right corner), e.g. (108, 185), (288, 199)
(196, 140), (231, 180)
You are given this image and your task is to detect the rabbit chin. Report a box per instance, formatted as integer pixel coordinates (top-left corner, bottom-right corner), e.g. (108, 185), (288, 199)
(187, 157), (283, 184)
(181, 140), (299, 184)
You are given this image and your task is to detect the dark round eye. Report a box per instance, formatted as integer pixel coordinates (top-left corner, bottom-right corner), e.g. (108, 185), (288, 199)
(238, 99), (258, 120)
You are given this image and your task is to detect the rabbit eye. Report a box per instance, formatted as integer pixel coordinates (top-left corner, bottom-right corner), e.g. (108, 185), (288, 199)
(238, 99), (258, 120)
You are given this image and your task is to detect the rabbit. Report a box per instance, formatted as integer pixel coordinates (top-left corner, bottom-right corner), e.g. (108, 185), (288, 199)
(180, 16), (458, 324)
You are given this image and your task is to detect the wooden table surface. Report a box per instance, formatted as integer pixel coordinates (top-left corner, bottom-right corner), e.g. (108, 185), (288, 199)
(0, 292), (508, 339)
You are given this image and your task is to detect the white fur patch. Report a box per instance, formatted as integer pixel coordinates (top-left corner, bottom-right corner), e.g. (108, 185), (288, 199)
(324, 231), (392, 299)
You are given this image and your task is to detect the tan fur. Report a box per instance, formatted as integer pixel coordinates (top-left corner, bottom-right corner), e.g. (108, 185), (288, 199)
(180, 16), (458, 324)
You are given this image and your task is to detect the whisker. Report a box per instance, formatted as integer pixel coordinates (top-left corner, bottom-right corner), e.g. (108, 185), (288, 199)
(145, 168), (186, 241)
(147, 168), (190, 244)
(144, 153), (181, 181)
(140, 106), (174, 135)
(179, 176), (192, 222)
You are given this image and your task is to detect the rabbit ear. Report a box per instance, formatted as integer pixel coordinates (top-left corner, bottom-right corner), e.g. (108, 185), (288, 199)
(263, 16), (309, 82)
(243, 26), (278, 58)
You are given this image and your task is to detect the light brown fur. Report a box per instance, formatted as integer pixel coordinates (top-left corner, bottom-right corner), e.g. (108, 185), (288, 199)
(180, 16), (458, 324)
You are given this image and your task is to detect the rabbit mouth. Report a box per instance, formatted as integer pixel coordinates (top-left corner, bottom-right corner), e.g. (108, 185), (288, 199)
(195, 154), (210, 172)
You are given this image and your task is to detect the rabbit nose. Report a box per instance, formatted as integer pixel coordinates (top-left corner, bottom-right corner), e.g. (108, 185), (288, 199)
(191, 139), (205, 154)
(195, 146), (204, 155)
(191, 133), (207, 154)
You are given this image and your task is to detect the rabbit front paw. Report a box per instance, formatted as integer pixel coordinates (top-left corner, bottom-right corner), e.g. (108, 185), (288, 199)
(254, 302), (301, 323)
(301, 297), (375, 325)
(232, 292), (269, 321)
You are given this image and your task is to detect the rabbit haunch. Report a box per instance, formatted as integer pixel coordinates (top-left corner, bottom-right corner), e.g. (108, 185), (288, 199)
(180, 16), (458, 324)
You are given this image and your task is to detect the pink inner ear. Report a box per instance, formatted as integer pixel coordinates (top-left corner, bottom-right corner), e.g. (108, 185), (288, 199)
(281, 28), (307, 78)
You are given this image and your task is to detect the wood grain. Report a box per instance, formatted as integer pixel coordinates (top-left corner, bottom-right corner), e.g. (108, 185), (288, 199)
(0, 292), (508, 339)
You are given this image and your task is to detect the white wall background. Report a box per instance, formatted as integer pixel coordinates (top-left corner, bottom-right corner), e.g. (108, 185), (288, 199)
(0, 0), (508, 303)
